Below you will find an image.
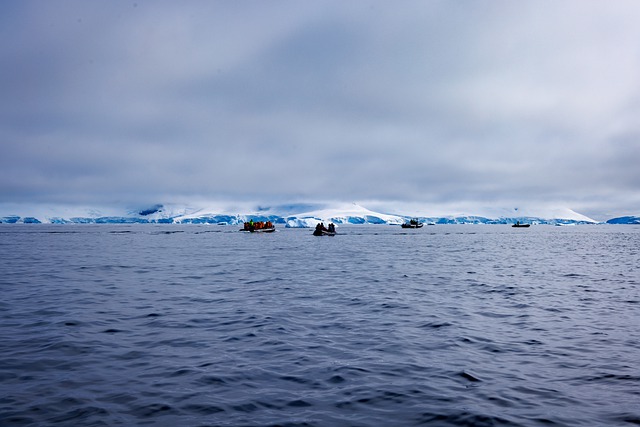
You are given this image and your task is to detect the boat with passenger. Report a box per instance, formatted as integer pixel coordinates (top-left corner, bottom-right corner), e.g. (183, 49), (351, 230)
(241, 220), (276, 233)
(313, 222), (336, 236)
(401, 219), (423, 229)
(512, 221), (530, 228)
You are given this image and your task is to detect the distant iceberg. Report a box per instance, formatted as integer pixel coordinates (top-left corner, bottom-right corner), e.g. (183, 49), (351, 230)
(606, 216), (640, 224)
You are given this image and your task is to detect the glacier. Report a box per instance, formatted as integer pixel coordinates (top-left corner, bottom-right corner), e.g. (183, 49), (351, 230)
(606, 216), (640, 225)
(0, 201), (612, 226)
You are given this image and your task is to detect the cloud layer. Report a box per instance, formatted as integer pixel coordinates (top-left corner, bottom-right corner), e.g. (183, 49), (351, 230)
(2, 1), (640, 220)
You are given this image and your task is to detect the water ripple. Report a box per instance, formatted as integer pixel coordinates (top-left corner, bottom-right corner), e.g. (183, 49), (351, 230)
(1, 224), (639, 426)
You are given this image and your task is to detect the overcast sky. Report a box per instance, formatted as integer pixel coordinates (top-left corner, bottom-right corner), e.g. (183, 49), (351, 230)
(2, 1), (639, 220)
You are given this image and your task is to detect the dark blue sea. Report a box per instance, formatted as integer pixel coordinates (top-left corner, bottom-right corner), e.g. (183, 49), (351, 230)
(1, 224), (639, 427)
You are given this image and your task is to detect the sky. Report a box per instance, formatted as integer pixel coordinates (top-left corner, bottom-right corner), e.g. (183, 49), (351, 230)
(2, 1), (640, 220)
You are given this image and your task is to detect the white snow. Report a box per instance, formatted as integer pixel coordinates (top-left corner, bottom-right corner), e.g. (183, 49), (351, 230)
(285, 202), (404, 225)
(0, 203), (125, 221)
(0, 200), (599, 224)
(362, 201), (598, 223)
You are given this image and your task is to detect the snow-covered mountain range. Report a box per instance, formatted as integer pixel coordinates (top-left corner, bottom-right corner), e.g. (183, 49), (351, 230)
(0, 201), (621, 225)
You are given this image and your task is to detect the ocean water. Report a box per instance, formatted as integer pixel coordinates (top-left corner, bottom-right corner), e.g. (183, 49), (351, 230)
(0, 224), (638, 427)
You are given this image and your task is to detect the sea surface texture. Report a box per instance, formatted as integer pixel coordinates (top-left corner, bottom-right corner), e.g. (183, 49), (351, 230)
(1, 224), (638, 427)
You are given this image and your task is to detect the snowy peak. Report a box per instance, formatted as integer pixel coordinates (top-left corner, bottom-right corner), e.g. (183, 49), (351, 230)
(282, 202), (404, 227)
(492, 207), (595, 223)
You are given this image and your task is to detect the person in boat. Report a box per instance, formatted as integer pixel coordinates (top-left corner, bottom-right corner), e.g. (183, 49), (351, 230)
(328, 223), (335, 233)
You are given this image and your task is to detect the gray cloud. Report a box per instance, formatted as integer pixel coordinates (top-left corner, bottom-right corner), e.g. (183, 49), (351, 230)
(2, 1), (640, 220)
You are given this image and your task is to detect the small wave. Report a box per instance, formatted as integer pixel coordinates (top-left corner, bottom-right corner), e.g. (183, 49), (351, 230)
(414, 411), (522, 426)
(458, 370), (482, 382)
(180, 403), (225, 415)
(47, 406), (110, 425)
(286, 399), (313, 408)
(126, 402), (178, 418)
(198, 375), (228, 385)
(610, 412), (640, 425)
(418, 321), (452, 329)
(477, 311), (514, 318)
(327, 374), (345, 384)
(583, 373), (640, 383)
